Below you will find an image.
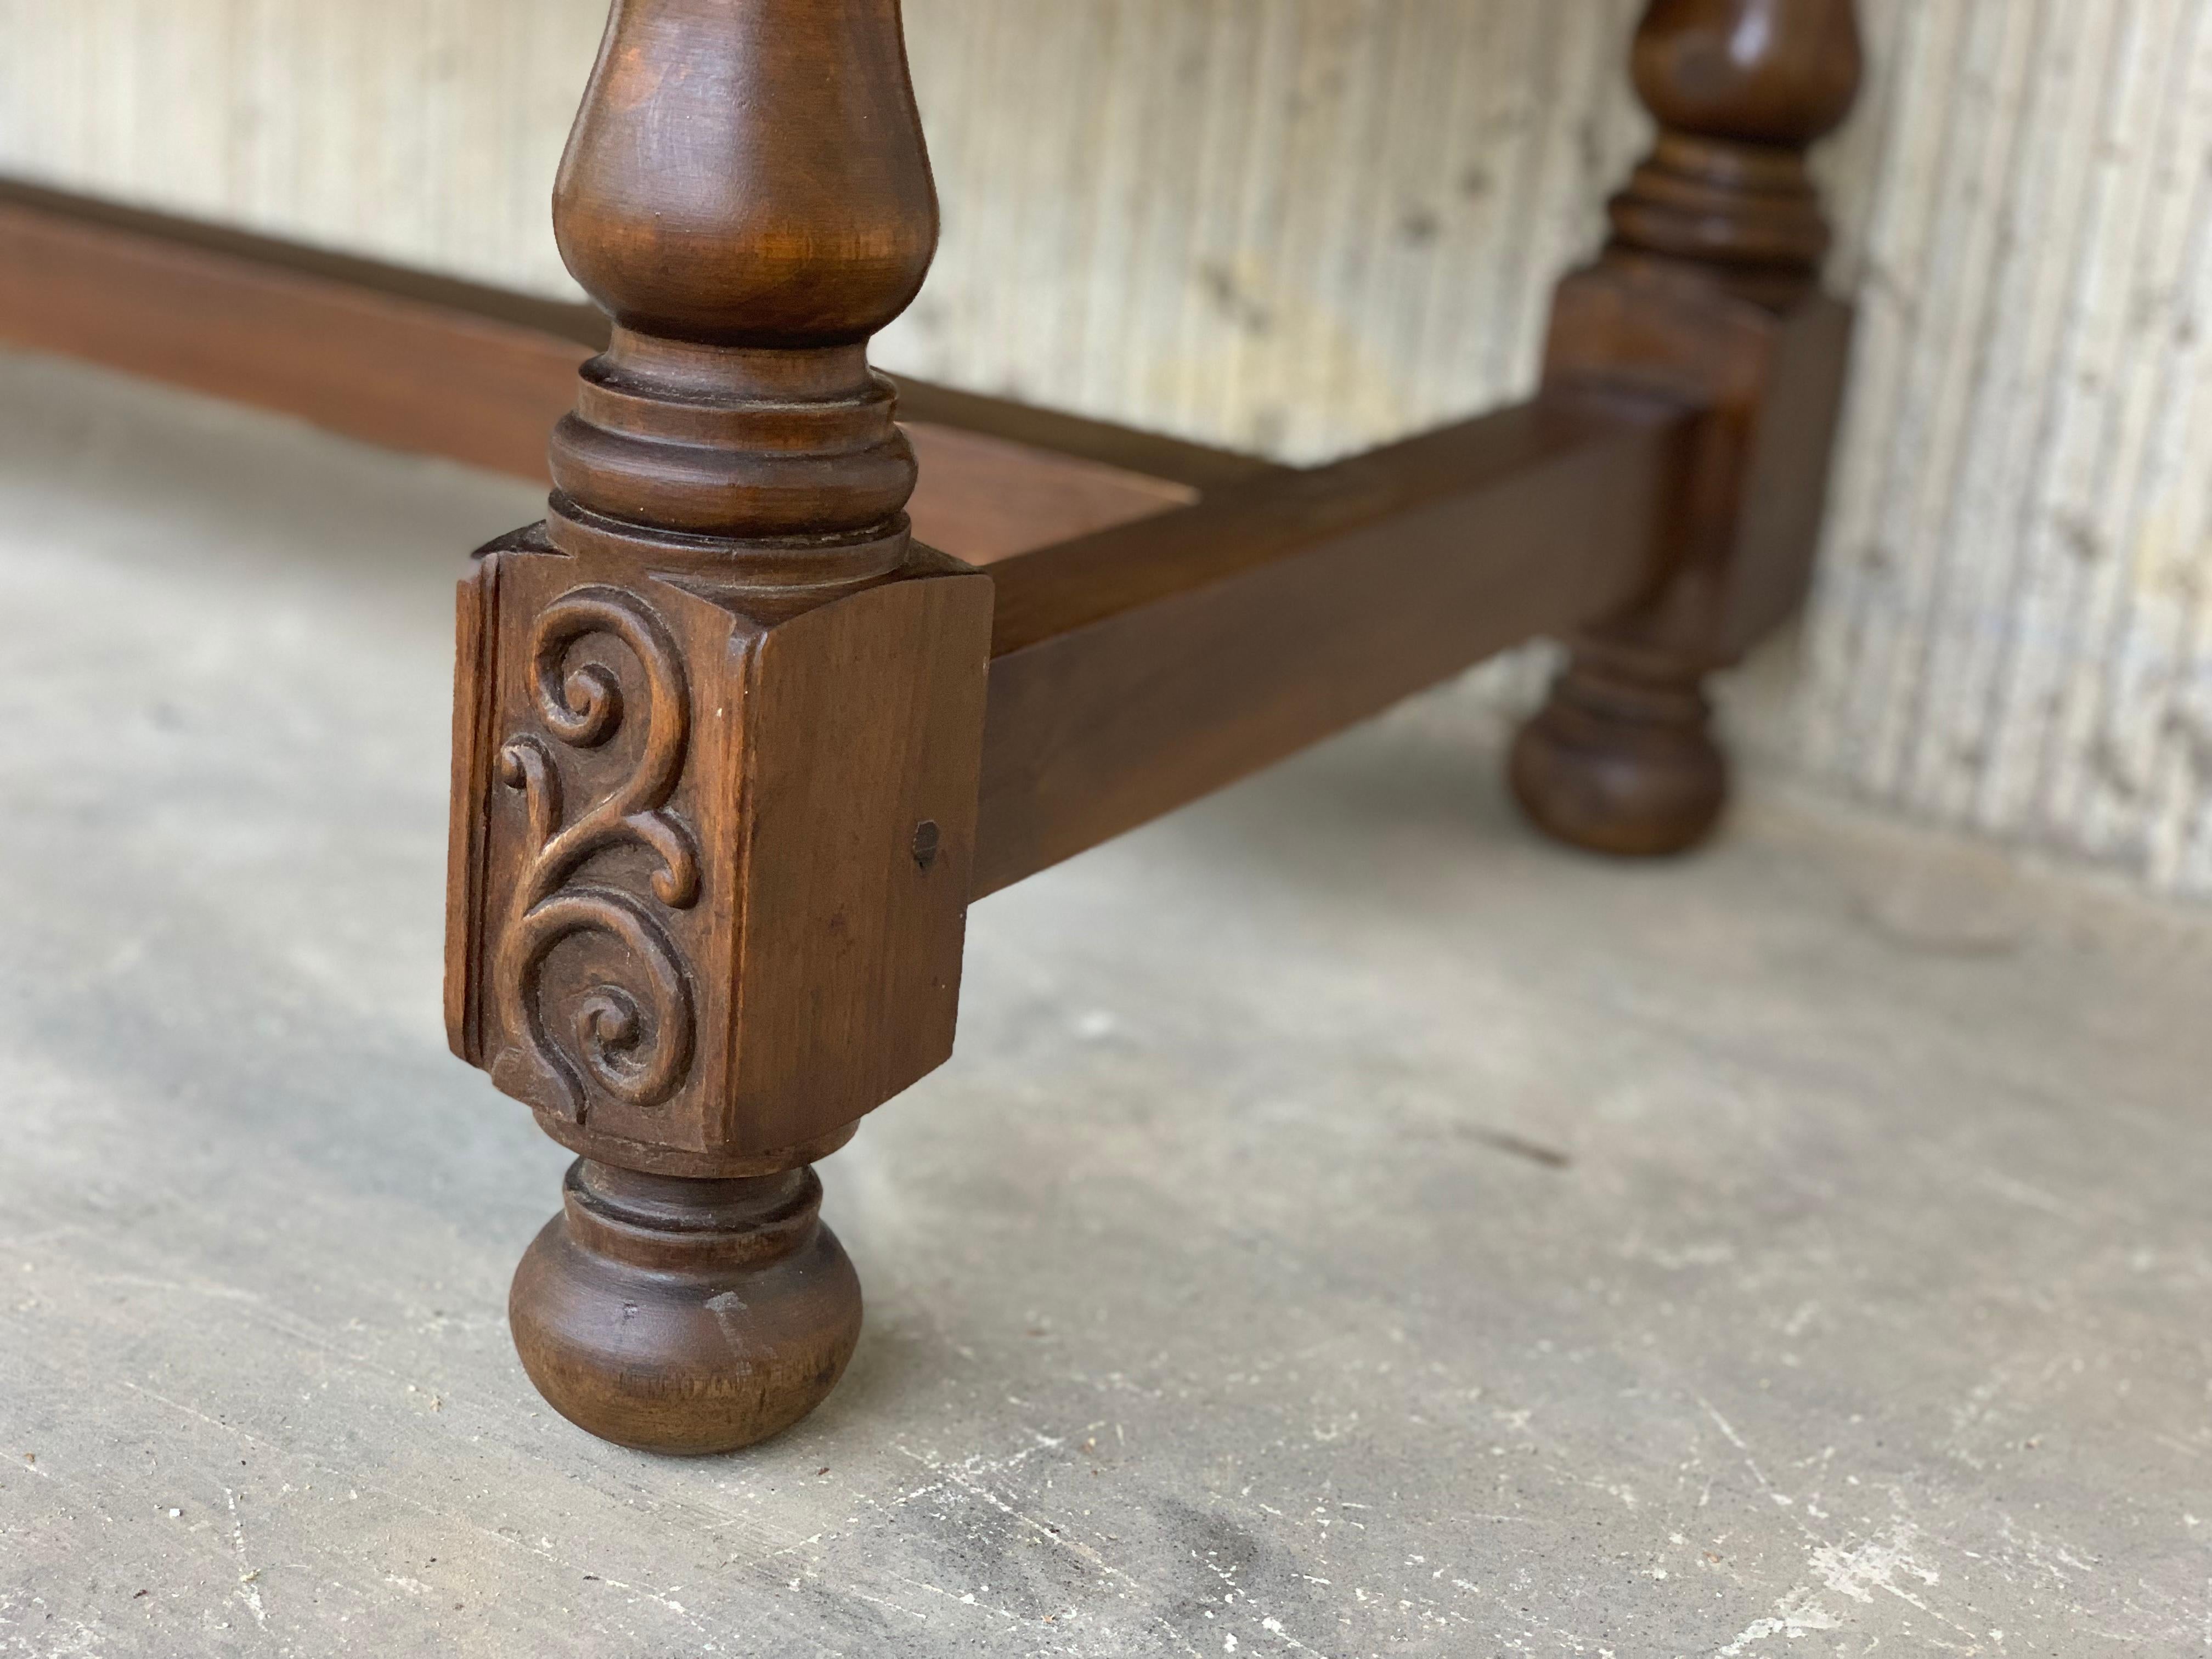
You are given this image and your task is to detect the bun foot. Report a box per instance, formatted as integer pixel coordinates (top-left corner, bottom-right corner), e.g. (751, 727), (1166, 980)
(1509, 641), (1727, 857)
(510, 1159), (862, 1454)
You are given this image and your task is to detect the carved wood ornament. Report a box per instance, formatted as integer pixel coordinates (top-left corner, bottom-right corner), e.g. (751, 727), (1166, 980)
(493, 583), (699, 1121)
(446, 0), (991, 1452)
(0, 0), (1867, 1460)
(430, 0), (1864, 1453)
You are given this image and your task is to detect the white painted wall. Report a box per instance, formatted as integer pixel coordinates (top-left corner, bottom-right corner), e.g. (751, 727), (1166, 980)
(1, 1), (2208, 895)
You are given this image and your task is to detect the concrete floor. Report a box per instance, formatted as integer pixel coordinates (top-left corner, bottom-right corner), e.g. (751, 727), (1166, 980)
(1, 350), (2208, 1659)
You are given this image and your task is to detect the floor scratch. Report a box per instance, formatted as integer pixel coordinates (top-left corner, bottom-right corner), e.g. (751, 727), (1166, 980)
(224, 1485), (267, 1629)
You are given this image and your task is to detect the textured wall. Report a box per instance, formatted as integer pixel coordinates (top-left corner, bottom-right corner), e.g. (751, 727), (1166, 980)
(1806, 2), (2212, 895)
(1, 1), (2208, 895)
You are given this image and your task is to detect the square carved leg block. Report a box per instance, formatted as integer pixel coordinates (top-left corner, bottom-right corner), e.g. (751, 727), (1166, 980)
(448, 530), (993, 1169)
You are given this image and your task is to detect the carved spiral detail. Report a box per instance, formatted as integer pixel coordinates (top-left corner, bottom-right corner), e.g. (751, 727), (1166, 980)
(494, 587), (700, 1120)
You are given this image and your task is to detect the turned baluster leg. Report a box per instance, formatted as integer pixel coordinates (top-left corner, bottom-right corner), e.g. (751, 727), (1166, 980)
(445, 0), (990, 1453)
(1511, 0), (1863, 855)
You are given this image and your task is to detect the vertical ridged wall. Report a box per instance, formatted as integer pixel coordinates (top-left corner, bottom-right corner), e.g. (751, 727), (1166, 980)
(1805, 2), (2212, 894)
(0, 1), (2206, 895)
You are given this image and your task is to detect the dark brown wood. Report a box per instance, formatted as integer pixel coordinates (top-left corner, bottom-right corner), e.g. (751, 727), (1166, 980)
(1511, 0), (1863, 856)
(973, 392), (1693, 895)
(0, 7), (1870, 1460)
(0, 165), (1731, 893)
(1612, 0), (1864, 290)
(444, 0), (991, 1454)
(904, 422), (1199, 563)
(893, 376), (1285, 496)
(0, 174), (610, 343)
(0, 178), (592, 481)
(511, 1159), (863, 1456)
(0, 177), (1207, 566)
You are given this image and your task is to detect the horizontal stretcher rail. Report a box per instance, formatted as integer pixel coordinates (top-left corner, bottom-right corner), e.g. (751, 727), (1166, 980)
(0, 175), (1703, 906)
(0, 177), (1274, 504)
(972, 390), (1695, 896)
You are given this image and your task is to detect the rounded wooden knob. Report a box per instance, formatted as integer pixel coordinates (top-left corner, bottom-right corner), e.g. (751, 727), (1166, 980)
(1632, 0), (1863, 149)
(554, 0), (938, 346)
(510, 1160), (862, 1454)
(1509, 644), (1728, 857)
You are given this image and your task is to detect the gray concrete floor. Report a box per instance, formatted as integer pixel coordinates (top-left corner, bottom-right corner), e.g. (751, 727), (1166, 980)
(1, 351), (2208, 1659)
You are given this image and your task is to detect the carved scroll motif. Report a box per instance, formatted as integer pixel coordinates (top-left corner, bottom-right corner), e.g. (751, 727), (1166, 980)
(492, 585), (699, 1121)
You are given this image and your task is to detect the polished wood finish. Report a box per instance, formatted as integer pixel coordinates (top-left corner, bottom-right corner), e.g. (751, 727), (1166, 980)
(902, 422), (1197, 564)
(509, 1158), (862, 1454)
(0, 3), (1865, 1456)
(974, 392), (1691, 895)
(0, 178), (589, 481)
(0, 168), (1743, 890)
(0, 178), (1206, 566)
(445, 0), (992, 1453)
(1613, 0), (1863, 287)
(1511, 0), (1861, 855)
(893, 375), (1282, 496)
(511, 1159), (863, 1455)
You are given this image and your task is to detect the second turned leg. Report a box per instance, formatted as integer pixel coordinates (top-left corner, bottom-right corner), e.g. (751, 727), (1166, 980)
(1513, 0), (1862, 858)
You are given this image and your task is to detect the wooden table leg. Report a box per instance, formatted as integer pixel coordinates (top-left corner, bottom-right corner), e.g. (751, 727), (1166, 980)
(445, 0), (991, 1453)
(1512, 0), (1864, 855)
